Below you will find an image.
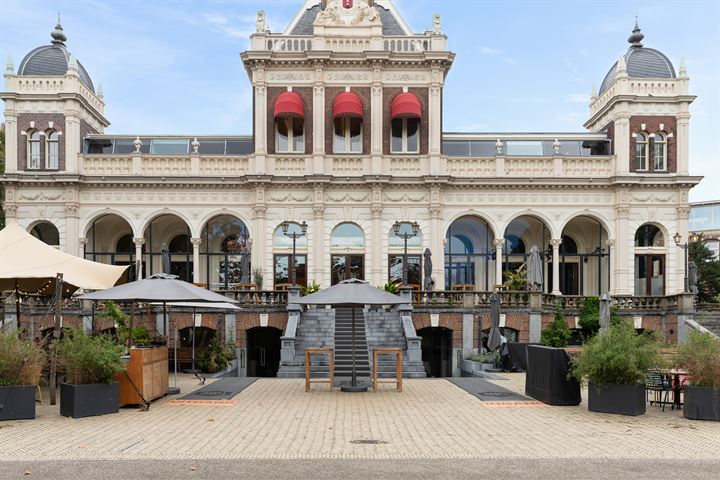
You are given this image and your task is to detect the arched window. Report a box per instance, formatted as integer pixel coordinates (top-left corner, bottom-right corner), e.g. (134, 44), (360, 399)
(653, 132), (667, 171)
(445, 216), (495, 290)
(634, 224), (666, 296)
(331, 223), (365, 285)
(222, 234), (247, 254)
(331, 223), (365, 248)
(503, 235), (526, 255)
(46, 130), (59, 169)
(635, 225), (664, 247)
(273, 222), (308, 248)
(30, 222), (59, 246)
(635, 132), (648, 171)
(116, 234), (135, 253)
(27, 130), (41, 169)
(560, 236), (578, 255)
(169, 234), (191, 253)
(390, 93), (421, 154)
(276, 117), (305, 153)
(333, 92), (364, 154)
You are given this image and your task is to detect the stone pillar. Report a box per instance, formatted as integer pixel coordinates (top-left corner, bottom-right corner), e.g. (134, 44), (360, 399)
(253, 72), (268, 174)
(63, 110), (81, 173)
(313, 77), (325, 174)
(371, 184), (383, 286)
(677, 112), (690, 176)
(252, 187), (268, 289)
(614, 117), (631, 175)
(462, 313), (474, 357)
(312, 184), (326, 285)
(78, 237), (87, 259)
(3, 107), (17, 173)
(429, 186), (444, 289)
(551, 239), (562, 296)
(191, 238), (202, 284)
(370, 77), (383, 175)
(614, 205), (631, 295)
(428, 83), (442, 175)
(133, 238), (145, 279)
(494, 239), (504, 289)
(64, 203), (80, 255)
(606, 239), (616, 294)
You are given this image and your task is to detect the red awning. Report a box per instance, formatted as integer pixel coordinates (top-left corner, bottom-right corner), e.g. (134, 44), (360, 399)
(274, 91), (305, 119)
(332, 92), (364, 119)
(391, 92), (422, 119)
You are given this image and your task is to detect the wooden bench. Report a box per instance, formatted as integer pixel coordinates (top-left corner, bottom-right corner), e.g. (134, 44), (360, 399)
(305, 348), (334, 392)
(372, 348), (403, 392)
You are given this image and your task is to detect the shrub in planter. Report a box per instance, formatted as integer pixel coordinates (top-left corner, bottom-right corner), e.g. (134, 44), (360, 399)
(57, 328), (124, 418)
(677, 331), (720, 421)
(466, 351), (500, 371)
(198, 337), (231, 373)
(541, 303), (572, 348)
(0, 332), (46, 421)
(571, 320), (661, 416)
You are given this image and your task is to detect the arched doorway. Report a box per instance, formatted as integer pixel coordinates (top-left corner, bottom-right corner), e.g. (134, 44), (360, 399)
(445, 216), (495, 290)
(30, 222), (59, 247)
(143, 215), (192, 282)
(503, 216), (551, 292)
(330, 223), (365, 285)
(634, 224), (666, 296)
(200, 215), (251, 289)
(246, 327), (282, 377)
(418, 327), (453, 378)
(560, 216), (610, 296)
(85, 215), (140, 280)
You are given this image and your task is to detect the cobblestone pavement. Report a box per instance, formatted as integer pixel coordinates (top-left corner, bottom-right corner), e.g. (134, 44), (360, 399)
(0, 373), (718, 461)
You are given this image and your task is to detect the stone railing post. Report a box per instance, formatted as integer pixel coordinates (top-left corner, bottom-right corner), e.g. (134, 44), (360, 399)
(281, 287), (303, 363)
(676, 293), (696, 343)
(529, 292), (544, 343)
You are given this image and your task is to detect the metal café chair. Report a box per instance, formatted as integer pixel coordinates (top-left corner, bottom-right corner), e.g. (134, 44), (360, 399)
(645, 370), (673, 412)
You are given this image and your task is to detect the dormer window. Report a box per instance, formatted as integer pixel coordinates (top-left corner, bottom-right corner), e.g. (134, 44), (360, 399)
(635, 132), (648, 171)
(46, 130), (59, 169)
(274, 91), (305, 154)
(27, 130), (41, 169)
(653, 132), (667, 171)
(390, 93), (422, 154)
(333, 92), (364, 154)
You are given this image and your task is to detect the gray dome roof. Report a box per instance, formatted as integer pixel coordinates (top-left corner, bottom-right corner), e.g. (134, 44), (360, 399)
(17, 21), (95, 93)
(598, 23), (676, 95)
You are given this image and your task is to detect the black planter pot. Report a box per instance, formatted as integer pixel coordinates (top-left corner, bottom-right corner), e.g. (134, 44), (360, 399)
(60, 382), (119, 418)
(683, 386), (720, 421)
(0, 385), (36, 421)
(588, 383), (645, 416)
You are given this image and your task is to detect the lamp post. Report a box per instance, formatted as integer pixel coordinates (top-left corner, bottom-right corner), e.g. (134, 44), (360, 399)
(392, 221), (420, 285)
(673, 232), (700, 293)
(281, 221), (307, 287)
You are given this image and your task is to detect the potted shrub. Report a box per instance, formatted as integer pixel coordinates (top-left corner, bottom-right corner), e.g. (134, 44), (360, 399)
(541, 303), (572, 348)
(571, 320), (660, 416)
(463, 351), (499, 373)
(0, 332), (46, 421)
(57, 327), (124, 418)
(198, 337), (231, 374)
(677, 331), (720, 421)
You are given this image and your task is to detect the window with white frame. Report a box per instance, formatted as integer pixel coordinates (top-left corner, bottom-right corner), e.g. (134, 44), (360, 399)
(46, 130), (59, 169)
(653, 132), (667, 171)
(635, 132), (648, 170)
(27, 130), (41, 169)
(334, 117), (362, 153)
(276, 117), (305, 153)
(390, 117), (420, 154)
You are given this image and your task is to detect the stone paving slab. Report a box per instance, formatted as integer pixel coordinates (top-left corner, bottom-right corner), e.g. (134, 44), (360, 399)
(0, 374), (718, 461)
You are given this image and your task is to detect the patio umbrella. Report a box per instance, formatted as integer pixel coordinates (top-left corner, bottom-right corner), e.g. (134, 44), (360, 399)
(526, 245), (544, 292)
(487, 291), (502, 352)
(599, 293), (612, 330)
(423, 248), (434, 291)
(296, 278), (405, 392)
(240, 250), (251, 285)
(689, 261), (698, 294)
(160, 244), (171, 275)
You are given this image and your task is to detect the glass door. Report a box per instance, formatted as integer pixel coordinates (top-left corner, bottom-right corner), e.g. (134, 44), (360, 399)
(331, 255), (364, 285)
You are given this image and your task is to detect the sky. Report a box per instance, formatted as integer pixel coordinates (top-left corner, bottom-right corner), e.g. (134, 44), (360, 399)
(1, 0), (719, 201)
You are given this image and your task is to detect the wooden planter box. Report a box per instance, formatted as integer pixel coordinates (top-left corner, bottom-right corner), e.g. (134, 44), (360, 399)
(684, 386), (720, 421)
(588, 383), (645, 416)
(0, 385), (36, 421)
(60, 382), (119, 418)
(114, 346), (169, 406)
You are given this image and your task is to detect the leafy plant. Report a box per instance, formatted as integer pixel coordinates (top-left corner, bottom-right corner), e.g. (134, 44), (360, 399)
(0, 331), (46, 386)
(503, 265), (528, 291)
(303, 281), (321, 295)
(379, 280), (400, 294)
(541, 302), (572, 348)
(57, 327), (124, 384)
(198, 336), (231, 373)
(571, 320), (661, 387)
(99, 301), (151, 348)
(578, 296), (600, 338)
(677, 330), (720, 388)
(252, 268), (264, 290)
(466, 351), (500, 364)
(689, 234), (720, 304)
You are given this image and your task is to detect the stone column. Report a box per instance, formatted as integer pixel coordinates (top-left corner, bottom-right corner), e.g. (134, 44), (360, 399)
(494, 239), (504, 289)
(253, 73), (267, 174)
(313, 67), (326, 174)
(370, 71), (383, 175)
(551, 239), (562, 296)
(191, 238), (202, 284)
(133, 238), (145, 279)
(614, 205), (631, 295)
(63, 110), (81, 173)
(252, 186), (268, 289)
(64, 203), (80, 255)
(677, 112), (690, 176)
(78, 237), (87, 259)
(312, 183), (326, 285)
(371, 184), (383, 286)
(614, 117), (631, 175)
(428, 82), (442, 175)
(606, 239), (616, 294)
(429, 186), (444, 289)
(3, 107), (17, 173)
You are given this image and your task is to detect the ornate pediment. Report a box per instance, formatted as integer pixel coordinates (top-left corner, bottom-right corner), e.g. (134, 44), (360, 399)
(314, 0), (382, 27)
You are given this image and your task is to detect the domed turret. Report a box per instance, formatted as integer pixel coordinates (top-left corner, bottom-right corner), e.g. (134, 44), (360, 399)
(598, 20), (676, 95)
(17, 17), (95, 93)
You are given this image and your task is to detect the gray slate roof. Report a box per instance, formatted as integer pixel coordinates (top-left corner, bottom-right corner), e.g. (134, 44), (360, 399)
(599, 45), (676, 95)
(289, 4), (407, 36)
(18, 43), (95, 93)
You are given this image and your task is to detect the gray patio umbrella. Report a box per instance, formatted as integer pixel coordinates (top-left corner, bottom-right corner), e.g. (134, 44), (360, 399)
(240, 250), (251, 285)
(161, 243), (171, 275)
(599, 293), (612, 330)
(487, 291), (503, 352)
(296, 278), (405, 392)
(423, 248), (434, 291)
(526, 245), (544, 292)
(689, 261), (698, 294)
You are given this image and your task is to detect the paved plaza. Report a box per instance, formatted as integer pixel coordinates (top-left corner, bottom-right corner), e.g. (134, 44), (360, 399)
(1, 373), (719, 478)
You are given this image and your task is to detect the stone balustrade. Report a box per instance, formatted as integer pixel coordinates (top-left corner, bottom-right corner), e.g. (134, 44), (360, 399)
(251, 33), (446, 54)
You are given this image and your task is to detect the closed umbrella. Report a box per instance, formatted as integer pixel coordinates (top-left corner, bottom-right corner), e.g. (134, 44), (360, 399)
(240, 250), (251, 285)
(526, 245), (544, 292)
(423, 248), (434, 291)
(487, 291), (502, 352)
(689, 261), (698, 294)
(599, 293), (612, 330)
(297, 278), (405, 392)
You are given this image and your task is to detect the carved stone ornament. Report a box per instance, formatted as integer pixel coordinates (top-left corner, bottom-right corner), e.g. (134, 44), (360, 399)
(495, 139), (503, 154)
(677, 206), (691, 219)
(315, 0), (381, 27)
(616, 205), (631, 219)
(433, 14), (442, 34)
(3, 203), (18, 218)
(64, 203), (79, 218)
(553, 139), (562, 154)
(133, 237), (146, 247)
(191, 138), (200, 153)
(133, 136), (142, 153)
(256, 10), (267, 33)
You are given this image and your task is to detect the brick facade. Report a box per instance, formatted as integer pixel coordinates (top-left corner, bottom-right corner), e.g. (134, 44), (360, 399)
(412, 312), (463, 348)
(16, 113), (66, 171)
(628, 116), (677, 173)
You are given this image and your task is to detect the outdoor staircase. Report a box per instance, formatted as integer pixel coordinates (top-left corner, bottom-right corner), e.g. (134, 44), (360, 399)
(334, 308), (371, 379)
(696, 311), (720, 338)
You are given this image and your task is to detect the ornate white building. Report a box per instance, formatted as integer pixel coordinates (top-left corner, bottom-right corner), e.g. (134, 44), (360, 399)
(2, 0), (700, 300)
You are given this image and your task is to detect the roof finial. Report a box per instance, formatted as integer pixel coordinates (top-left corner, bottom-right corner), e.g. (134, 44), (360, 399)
(591, 83), (597, 99)
(97, 82), (104, 97)
(6, 53), (14, 74)
(679, 57), (687, 76)
(628, 17), (644, 46)
(51, 13), (67, 45)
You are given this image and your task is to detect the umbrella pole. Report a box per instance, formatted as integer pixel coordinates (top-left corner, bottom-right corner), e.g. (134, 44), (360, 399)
(351, 307), (356, 387)
(192, 308), (196, 373)
(15, 283), (21, 334)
